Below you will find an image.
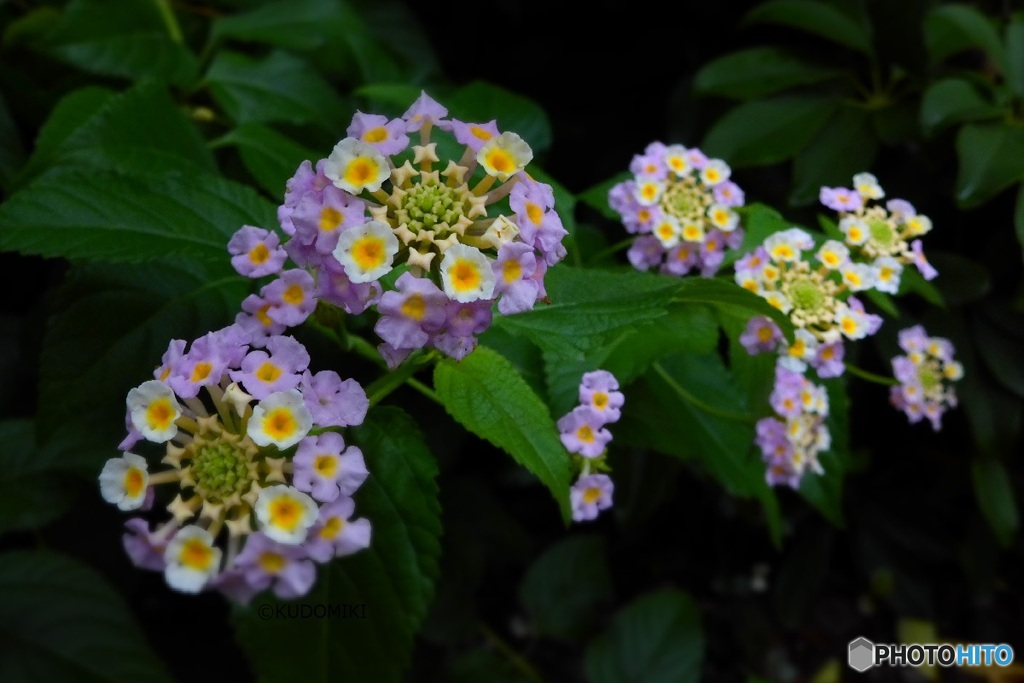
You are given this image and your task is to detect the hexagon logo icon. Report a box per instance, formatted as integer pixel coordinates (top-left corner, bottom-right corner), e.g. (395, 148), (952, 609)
(848, 637), (875, 672)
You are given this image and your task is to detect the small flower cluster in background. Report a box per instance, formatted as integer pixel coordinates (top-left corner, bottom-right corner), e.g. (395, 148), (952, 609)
(608, 142), (745, 277)
(558, 370), (623, 522)
(228, 91), (568, 367)
(754, 365), (830, 489)
(890, 325), (963, 430)
(99, 326), (372, 602)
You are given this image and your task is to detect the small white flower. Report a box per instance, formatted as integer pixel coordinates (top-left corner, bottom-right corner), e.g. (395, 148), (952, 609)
(255, 485), (320, 545)
(815, 240), (849, 270)
(439, 243), (496, 303)
(126, 380), (181, 443)
(872, 256), (903, 294)
(324, 138), (390, 194)
(707, 203), (739, 232)
(477, 132), (533, 181)
(248, 390), (313, 450)
(164, 526), (221, 593)
(99, 453), (149, 510)
(853, 172), (884, 200)
(333, 220), (399, 284)
(700, 159), (731, 186)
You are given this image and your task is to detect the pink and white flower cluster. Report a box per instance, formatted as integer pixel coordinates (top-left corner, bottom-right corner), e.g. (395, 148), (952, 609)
(230, 91), (568, 367)
(558, 370), (624, 522)
(609, 142), (745, 277)
(889, 325), (963, 430)
(99, 324), (371, 603)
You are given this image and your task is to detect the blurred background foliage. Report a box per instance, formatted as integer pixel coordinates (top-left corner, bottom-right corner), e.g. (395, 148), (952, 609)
(0, 0), (1021, 681)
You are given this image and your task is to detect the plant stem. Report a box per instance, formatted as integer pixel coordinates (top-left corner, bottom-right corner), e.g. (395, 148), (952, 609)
(478, 621), (546, 683)
(651, 361), (757, 423)
(587, 237), (634, 265)
(845, 363), (899, 386)
(154, 0), (184, 43)
(363, 353), (431, 407)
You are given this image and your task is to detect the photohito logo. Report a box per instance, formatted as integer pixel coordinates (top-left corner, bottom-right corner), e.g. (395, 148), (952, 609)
(848, 637), (1015, 672)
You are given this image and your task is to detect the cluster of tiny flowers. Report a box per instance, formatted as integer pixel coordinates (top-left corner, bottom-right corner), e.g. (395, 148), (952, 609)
(735, 225), (889, 351)
(557, 370), (623, 522)
(754, 365), (831, 489)
(230, 91), (567, 367)
(608, 142), (745, 277)
(819, 172), (938, 284)
(99, 325), (372, 603)
(889, 325), (963, 430)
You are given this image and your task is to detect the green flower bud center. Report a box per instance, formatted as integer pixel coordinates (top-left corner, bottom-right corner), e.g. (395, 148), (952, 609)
(869, 219), (895, 246)
(400, 181), (467, 234)
(661, 178), (710, 224)
(918, 366), (940, 391)
(790, 278), (825, 311)
(192, 441), (251, 501)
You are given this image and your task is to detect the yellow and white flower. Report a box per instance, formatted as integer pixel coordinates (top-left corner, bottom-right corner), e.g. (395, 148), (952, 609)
(439, 243), (496, 302)
(700, 159), (731, 186)
(164, 525), (221, 593)
(127, 380), (181, 443)
(477, 132), (533, 181)
(853, 172), (884, 200)
(324, 138), (390, 194)
(652, 215), (682, 248)
(334, 220), (400, 283)
(707, 203), (739, 232)
(247, 390), (313, 450)
(872, 256), (903, 294)
(255, 485), (319, 544)
(815, 240), (849, 270)
(99, 452), (149, 510)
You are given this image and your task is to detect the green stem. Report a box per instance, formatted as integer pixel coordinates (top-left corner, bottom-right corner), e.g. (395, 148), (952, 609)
(845, 363), (898, 386)
(363, 353), (431, 407)
(651, 361), (757, 423)
(154, 0), (184, 43)
(587, 237), (634, 265)
(478, 621), (546, 683)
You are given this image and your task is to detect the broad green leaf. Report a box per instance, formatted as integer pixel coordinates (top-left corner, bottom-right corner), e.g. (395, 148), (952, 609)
(719, 313), (776, 422)
(743, 0), (873, 54)
(0, 93), (25, 191)
(37, 0), (198, 85)
(694, 47), (842, 99)
(954, 123), (1024, 207)
(18, 82), (215, 185)
(215, 123), (319, 199)
(790, 106), (878, 205)
(0, 550), (173, 682)
(353, 0), (441, 82)
(578, 172), (632, 222)
(929, 251), (990, 307)
(920, 79), (1004, 133)
(434, 347), (572, 520)
(211, 0), (349, 50)
(925, 4), (1007, 71)
(644, 353), (765, 497)
(585, 589), (704, 683)
(519, 535), (613, 642)
(204, 50), (349, 133)
(234, 407), (442, 683)
(494, 266), (681, 353)
(1007, 20), (1024, 97)
(973, 305), (1024, 399)
(37, 262), (248, 472)
(0, 167), (277, 263)
(702, 96), (839, 167)
(674, 276), (793, 337)
(971, 458), (1018, 547)
(447, 81), (552, 154)
(0, 420), (77, 536)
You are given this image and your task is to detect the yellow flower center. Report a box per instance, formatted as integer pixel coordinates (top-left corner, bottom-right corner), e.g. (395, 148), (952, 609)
(264, 408), (297, 442)
(526, 202), (543, 225)
(320, 517), (345, 540)
(268, 497), (302, 531)
(502, 258), (522, 283)
(577, 424), (595, 443)
(450, 260), (481, 292)
(249, 243), (270, 264)
(470, 125), (493, 141)
(282, 284), (305, 306)
(401, 294), (426, 321)
(352, 236), (386, 271)
(583, 487), (602, 504)
(191, 361), (213, 383)
(344, 157), (379, 187)
(256, 362), (282, 384)
(363, 127), (388, 143)
(485, 149), (514, 174)
(314, 454), (337, 477)
(179, 538), (213, 570)
(320, 207), (343, 233)
(593, 392), (608, 409)
(259, 552), (286, 574)
(146, 398), (175, 430)
(124, 468), (145, 497)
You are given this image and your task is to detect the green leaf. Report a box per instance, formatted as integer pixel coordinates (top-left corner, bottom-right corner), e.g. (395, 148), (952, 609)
(929, 251), (990, 306)
(17, 81), (215, 186)
(644, 353), (765, 497)
(971, 458), (1019, 547)
(234, 407), (441, 683)
(434, 347), (572, 520)
(37, 0), (198, 85)
(925, 4), (1007, 71)
(519, 535), (613, 642)
(204, 50), (349, 133)
(447, 81), (552, 154)
(0, 550), (173, 682)
(702, 96), (839, 167)
(585, 589), (704, 683)
(972, 305), (1024, 399)
(694, 47), (843, 99)
(352, 84), (426, 111)
(494, 266), (682, 353)
(211, 0), (350, 51)
(954, 123), (1024, 207)
(899, 265), (945, 308)
(674, 276), (793, 337)
(0, 167), (277, 263)
(0, 420), (77, 536)
(1007, 19), (1024, 97)
(743, 0), (873, 54)
(215, 123), (319, 199)
(578, 172), (632, 221)
(0, 93), (25, 191)
(790, 106), (878, 205)
(920, 79), (1004, 133)
(864, 289), (900, 318)
(37, 262), (248, 473)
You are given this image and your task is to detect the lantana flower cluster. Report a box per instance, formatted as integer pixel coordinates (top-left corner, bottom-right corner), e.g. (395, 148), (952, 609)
(99, 325), (372, 602)
(609, 142), (745, 277)
(890, 325), (963, 430)
(754, 365), (831, 489)
(557, 370), (623, 522)
(229, 92), (567, 367)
